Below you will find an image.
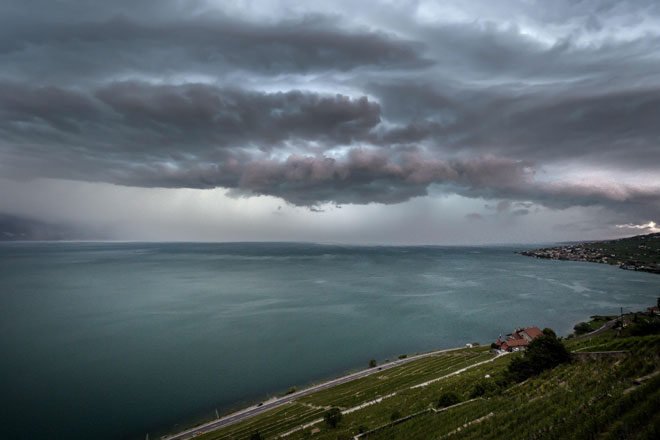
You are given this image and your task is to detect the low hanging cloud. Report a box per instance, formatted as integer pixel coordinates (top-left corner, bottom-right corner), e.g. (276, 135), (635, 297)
(1, 0), (660, 238)
(1, 79), (659, 226)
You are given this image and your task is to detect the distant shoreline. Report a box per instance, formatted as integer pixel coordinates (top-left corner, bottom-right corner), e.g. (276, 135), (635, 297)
(516, 232), (660, 275)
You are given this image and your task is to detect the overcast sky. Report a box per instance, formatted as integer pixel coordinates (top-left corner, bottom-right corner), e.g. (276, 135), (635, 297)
(1, 0), (659, 243)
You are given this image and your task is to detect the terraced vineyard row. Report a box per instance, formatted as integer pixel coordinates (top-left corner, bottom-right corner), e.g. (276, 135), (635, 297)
(299, 351), (493, 408)
(353, 337), (660, 439)
(286, 353), (509, 439)
(181, 314), (660, 440)
(196, 403), (324, 440)
(193, 347), (496, 440)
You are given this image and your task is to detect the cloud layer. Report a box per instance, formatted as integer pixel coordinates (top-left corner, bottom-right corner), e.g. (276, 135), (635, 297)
(1, 0), (659, 238)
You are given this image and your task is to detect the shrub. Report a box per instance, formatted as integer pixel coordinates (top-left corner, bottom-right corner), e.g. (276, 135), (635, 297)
(390, 410), (402, 421)
(469, 379), (499, 398)
(630, 321), (660, 336)
(436, 391), (462, 408)
(285, 386), (296, 395)
(324, 407), (342, 428)
(398, 354), (407, 359)
(249, 431), (262, 440)
(369, 359), (377, 368)
(574, 322), (592, 335)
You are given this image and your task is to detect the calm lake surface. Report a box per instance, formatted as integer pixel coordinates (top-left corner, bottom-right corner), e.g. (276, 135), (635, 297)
(1, 242), (658, 439)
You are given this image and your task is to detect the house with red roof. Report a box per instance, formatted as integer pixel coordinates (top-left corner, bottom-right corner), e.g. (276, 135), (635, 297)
(514, 326), (543, 342)
(493, 326), (544, 352)
(500, 339), (528, 352)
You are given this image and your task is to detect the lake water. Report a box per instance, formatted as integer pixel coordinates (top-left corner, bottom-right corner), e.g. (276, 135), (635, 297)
(1, 242), (658, 439)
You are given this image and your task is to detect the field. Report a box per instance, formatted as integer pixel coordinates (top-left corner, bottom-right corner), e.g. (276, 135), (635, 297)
(186, 314), (660, 440)
(192, 347), (496, 440)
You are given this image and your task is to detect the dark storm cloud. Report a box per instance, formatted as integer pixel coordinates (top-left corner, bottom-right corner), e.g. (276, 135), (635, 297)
(417, 21), (660, 82)
(0, 12), (430, 85)
(0, 83), (98, 133)
(448, 87), (660, 169)
(1, 0), (660, 231)
(369, 83), (660, 171)
(0, 81), (381, 153)
(95, 82), (383, 149)
(115, 151), (533, 206)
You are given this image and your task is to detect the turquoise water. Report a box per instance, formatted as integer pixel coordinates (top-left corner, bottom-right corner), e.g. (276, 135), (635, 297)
(1, 242), (658, 439)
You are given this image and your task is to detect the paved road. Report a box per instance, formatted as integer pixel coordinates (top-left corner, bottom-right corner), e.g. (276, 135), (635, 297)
(575, 318), (618, 339)
(163, 347), (466, 440)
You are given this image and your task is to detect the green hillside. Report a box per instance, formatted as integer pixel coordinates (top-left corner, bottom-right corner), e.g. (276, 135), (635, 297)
(519, 232), (660, 274)
(584, 233), (660, 268)
(188, 311), (660, 440)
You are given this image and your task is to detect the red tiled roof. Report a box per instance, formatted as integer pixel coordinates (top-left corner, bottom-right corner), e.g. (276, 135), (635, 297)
(521, 326), (543, 339)
(502, 339), (527, 348)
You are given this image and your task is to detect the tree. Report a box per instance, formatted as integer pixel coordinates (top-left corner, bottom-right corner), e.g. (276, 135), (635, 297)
(506, 328), (571, 383)
(369, 359), (377, 368)
(250, 431), (262, 440)
(437, 391), (461, 408)
(573, 322), (591, 335)
(390, 410), (402, 421)
(324, 407), (342, 428)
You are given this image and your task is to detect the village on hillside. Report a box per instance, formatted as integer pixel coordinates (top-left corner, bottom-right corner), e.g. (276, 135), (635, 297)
(517, 232), (660, 275)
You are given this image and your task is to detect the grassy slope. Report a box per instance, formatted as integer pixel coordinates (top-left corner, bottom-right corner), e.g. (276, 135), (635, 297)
(359, 322), (660, 440)
(190, 318), (660, 440)
(193, 347), (494, 440)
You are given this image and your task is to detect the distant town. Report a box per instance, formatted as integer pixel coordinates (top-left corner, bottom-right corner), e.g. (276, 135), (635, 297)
(517, 232), (660, 275)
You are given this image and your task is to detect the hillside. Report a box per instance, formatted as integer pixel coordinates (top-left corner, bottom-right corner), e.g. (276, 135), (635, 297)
(172, 311), (660, 440)
(518, 233), (660, 275)
(0, 213), (105, 241)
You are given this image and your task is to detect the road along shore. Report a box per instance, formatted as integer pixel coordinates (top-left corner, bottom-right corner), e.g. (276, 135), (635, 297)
(163, 345), (479, 440)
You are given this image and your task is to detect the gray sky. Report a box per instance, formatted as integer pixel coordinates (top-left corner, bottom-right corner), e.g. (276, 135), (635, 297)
(1, 0), (659, 243)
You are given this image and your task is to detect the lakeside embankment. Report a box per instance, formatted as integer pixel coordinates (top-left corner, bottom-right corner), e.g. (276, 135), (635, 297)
(517, 232), (660, 275)
(164, 346), (497, 440)
(162, 347), (470, 440)
(163, 309), (660, 440)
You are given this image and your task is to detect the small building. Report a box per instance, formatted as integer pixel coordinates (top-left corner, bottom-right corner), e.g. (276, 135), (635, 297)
(648, 306), (660, 315)
(514, 326), (543, 342)
(493, 326), (544, 352)
(500, 339), (528, 352)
